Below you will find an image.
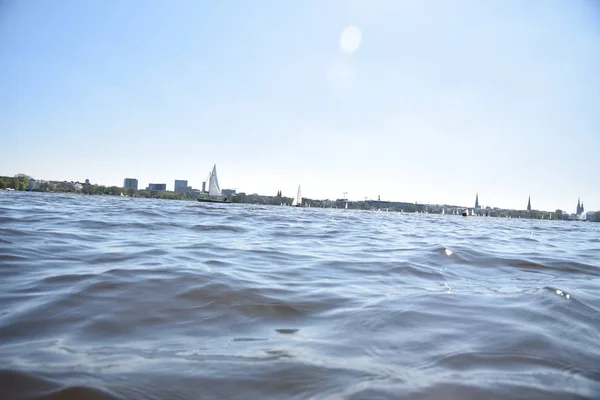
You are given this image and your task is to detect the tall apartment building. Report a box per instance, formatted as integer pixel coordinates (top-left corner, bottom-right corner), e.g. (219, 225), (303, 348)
(174, 180), (188, 194)
(124, 178), (138, 190)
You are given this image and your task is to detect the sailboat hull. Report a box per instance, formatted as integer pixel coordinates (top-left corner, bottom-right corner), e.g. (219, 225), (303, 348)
(197, 195), (231, 203)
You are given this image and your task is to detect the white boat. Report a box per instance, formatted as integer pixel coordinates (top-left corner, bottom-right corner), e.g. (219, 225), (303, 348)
(197, 164), (231, 203)
(345, 202), (348, 209)
(292, 185), (305, 207)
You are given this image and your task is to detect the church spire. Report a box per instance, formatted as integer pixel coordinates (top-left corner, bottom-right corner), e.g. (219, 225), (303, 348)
(577, 198), (581, 214)
(527, 196), (531, 211)
(475, 193), (479, 209)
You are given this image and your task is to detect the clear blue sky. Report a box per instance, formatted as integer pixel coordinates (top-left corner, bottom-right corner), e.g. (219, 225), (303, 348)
(1, 0), (599, 212)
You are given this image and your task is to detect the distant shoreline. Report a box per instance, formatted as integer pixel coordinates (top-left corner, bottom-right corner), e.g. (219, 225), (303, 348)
(3, 185), (597, 222)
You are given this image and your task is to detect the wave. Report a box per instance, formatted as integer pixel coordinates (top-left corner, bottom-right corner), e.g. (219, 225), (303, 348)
(1, 192), (599, 399)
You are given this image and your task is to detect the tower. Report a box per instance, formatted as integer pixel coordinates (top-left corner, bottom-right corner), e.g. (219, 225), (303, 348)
(577, 198), (581, 215)
(475, 193), (479, 209)
(527, 196), (531, 211)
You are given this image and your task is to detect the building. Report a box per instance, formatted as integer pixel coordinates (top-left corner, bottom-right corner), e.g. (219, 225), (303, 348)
(27, 179), (38, 190)
(475, 193), (479, 209)
(527, 196), (531, 211)
(147, 183), (166, 191)
(222, 189), (236, 197)
(174, 180), (188, 194)
(124, 178), (138, 190)
(576, 198), (585, 215)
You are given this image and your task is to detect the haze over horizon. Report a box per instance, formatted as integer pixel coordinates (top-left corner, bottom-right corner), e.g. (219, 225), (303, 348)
(1, 0), (599, 212)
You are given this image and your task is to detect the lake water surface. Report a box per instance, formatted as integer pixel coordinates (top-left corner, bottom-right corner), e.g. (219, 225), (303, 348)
(1, 192), (599, 399)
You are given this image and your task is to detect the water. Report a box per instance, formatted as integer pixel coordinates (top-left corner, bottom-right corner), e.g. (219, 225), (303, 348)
(1, 192), (599, 400)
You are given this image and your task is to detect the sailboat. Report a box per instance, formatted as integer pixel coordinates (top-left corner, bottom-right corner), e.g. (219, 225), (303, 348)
(291, 185), (306, 207)
(345, 202), (348, 210)
(197, 164), (231, 203)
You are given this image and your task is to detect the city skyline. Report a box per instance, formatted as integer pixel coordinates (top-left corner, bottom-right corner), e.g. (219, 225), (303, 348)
(1, 1), (599, 212)
(9, 169), (594, 213)
(11, 171), (593, 214)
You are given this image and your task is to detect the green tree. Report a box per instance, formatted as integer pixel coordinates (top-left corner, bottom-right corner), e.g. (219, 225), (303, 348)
(14, 174), (30, 190)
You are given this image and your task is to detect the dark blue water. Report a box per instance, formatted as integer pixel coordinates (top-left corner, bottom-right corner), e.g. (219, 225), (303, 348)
(1, 191), (599, 399)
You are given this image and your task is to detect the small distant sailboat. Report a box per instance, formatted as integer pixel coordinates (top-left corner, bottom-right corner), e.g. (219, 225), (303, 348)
(345, 202), (348, 210)
(292, 185), (306, 207)
(442, 208), (445, 215)
(197, 164), (231, 203)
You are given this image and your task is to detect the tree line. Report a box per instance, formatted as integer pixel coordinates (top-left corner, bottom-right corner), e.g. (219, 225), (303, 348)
(0, 174), (30, 190)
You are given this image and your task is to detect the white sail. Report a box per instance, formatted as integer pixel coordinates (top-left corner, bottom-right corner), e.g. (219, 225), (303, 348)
(345, 202), (348, 209)
(292, 185), (302, 206)
(208, 164), (222, 197)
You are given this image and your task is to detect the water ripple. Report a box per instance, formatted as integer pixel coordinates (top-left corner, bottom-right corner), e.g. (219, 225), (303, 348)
(0, 192), (599, 399)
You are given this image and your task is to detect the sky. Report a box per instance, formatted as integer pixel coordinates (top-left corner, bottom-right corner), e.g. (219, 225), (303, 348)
(1, 0), (599, 212)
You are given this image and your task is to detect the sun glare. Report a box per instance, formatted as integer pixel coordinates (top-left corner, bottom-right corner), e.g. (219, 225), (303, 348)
(339, 25), (362, 54)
